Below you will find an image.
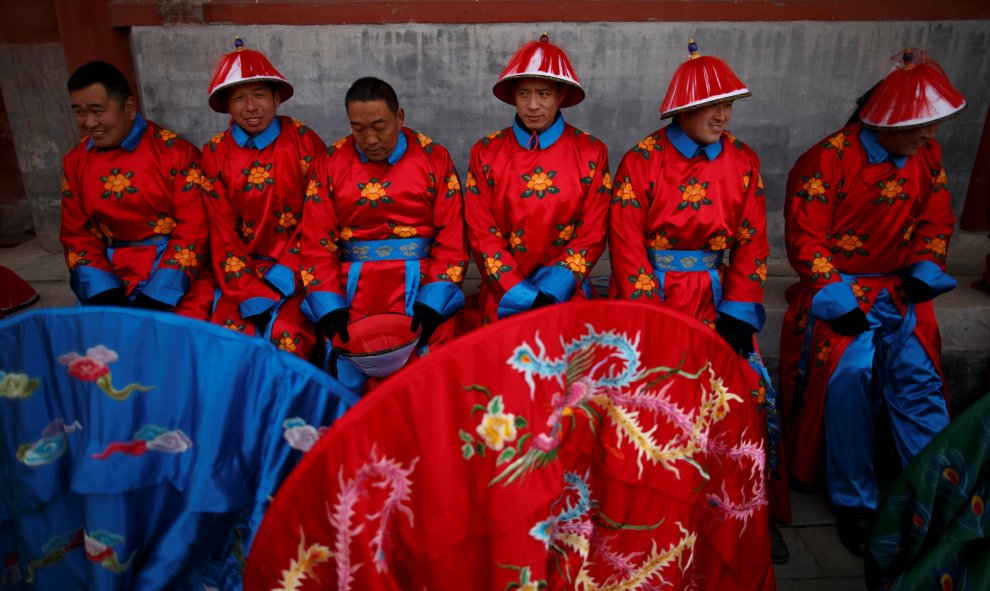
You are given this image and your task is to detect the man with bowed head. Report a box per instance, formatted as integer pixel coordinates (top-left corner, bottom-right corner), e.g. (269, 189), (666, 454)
(301, 77), (467, 390)
(779, 48), (965, 557)
(465, 34), (611, 325)
(200, 38), (326, 358)
(59, 60), (212, 316)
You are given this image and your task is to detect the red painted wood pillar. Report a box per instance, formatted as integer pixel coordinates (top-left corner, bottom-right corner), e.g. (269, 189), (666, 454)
(54, 0), (136, 99)
(961, 104), (990, 232)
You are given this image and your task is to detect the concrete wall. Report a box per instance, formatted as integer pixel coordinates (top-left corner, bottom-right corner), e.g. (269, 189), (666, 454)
(0, 44), (79, 252)
(131, 21), (990, 263)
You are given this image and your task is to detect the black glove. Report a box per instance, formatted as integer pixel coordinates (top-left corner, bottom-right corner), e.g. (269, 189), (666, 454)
(244, 308), (274, 331)
(531, 291), (555, 310)
(410, 303), (443, 347)
(901, 276), (934, 303)
(829, 308), (870, 336)
(132, 292), (172, 312)
(715, 314), (755, 357)
(317, 308), (350, 343)
(86, 287), (129, 307)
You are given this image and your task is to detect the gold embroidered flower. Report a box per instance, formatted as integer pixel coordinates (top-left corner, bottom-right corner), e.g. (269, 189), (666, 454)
(565, 252), (587, 274)
(341, 227), (354, 241)
(66, 251), (83, 269)
(880, 180), (902, 200)
(476, 411), (517, 451)
(158, 128), (177, 142)
(445, 264), (463, 283)
(174, 247), (197, 268)
(447, 174), (460, 192)
(508, 231), (523, 249)
(278, 210), (298, 229)
(634, 273), (655, 291)
(558, 224), (575, 242)
(305, 179), (319, 199)
(247, 166), (270, 186)
(392, 224), (417, 238)
(754, 261), (767, 282)
(602, 171), (612, 191)
(417, 132), (433, 148)
(637, 136), (657, 152)
(224, 255), (245, 273)
(835, 232), (863, 252)
(615, 182), (636, 203)
(527, 171), (552, 193)
(154, 216), (177, 235)
(104, 173), (131, 193)
(709, 235), (728, 251)
(811, 256), (833, 275)
(278, 335), (297, 353)
(650, 234), (671, 250)
(929, 237), (947, 256)
(681, 181), (706, 203)
(185, 168), (202, 185)
(360, 182), (386, 202)
(484, 257), (503, 276)
(803, 177), (826, 198)
(301, 268), (314, 287)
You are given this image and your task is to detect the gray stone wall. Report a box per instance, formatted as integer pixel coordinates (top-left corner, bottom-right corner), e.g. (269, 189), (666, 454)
(0, 44), (79, 252)
(109, 22), (990, 261)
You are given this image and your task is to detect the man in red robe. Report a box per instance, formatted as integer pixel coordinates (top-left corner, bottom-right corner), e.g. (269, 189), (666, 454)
(301, 77), (467, 389)
(465, 35), (611, 324)
(201, 39), (326, 359)
(60, 60), (212, 317)
(607, 40), (786, 562)
(779, 48), (965, 557)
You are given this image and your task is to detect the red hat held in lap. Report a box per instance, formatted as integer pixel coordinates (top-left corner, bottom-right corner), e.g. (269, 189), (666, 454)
(207, 37), (294, 113)
(493, 34), (585, 108)
(859, 48), (966, 129)
(660, 39), (751, 119)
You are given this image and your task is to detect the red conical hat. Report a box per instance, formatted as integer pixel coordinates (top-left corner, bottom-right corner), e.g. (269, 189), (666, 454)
(859, 49), (966, 129)
(207, 37), (294, 113)
(660, 39), (751, 119)
(0, 266), (39, 316)
(493, 34), (585, 108)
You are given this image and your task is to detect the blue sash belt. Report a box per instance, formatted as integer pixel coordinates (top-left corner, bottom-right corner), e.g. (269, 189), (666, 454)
(646, 248), (724, 304)
(342, 238), (432, 316)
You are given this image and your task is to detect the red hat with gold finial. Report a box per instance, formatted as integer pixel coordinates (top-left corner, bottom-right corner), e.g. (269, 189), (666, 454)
(660, 39), (751, 119)
(207, 37), (294, 113)
(859, 48), (966, 129)
(493, 33), (585, 108)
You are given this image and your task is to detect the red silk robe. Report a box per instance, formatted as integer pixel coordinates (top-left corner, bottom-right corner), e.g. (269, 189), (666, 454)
(201, 116), (326, 358)
(244, 301), (774, 591)
(779, 122), (955, 485)
(608, 125), (769, 328)
(465, 118), (611, 324)
(301, 128), (467, 350)
(60, 115), (212, 318)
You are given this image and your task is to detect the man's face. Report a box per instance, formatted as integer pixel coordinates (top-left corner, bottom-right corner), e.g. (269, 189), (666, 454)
(514, 78), (566, 133)
(347, 99), (404, 162)
(876, 124), (940, 158)
(678, 101), (733, 146)
(69, 83), (136, 149)
(227, 83), (280, 137)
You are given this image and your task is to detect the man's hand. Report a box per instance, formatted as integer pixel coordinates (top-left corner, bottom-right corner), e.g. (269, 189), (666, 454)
(86, 288), (130, 307)
(829, 308), (870, 336)
(410, 303), (444, 347)
(132, 292), (172, 312)
(317, 309), (350, 343)
(715, 314), (755, 357)
(901, 276), (934, 303)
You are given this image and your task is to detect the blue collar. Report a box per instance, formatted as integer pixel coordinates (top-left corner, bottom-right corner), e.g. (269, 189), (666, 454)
(667, 120), (722, 160)
(231, 117), (281, 150)
(512, 112), (565, 150)
(87, 112), (146, 152)
(859, 127), (907, 169)
(355, 130), (408, 165)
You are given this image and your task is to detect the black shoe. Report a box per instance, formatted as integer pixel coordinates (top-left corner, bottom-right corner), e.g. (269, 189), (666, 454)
(769, 522), (790, 564)
(837, 508), (875, 558)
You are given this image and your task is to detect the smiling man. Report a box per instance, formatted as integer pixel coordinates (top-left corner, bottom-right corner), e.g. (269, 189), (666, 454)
(301, 77), (467, 390)
(59, 60), (212, 317)
(607, 40), (788, 562)
(779, 48), (966, 558)
(200, 38), (326, 359)
(465, 35), (610, 325)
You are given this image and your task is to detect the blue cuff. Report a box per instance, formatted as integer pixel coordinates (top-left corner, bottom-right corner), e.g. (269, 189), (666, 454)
(530, 265), (577, 304)
(416, 281), (465, 319)
(905, 260), (956, 298)
(497, 279), (539, 319)
(810, 281), (859, 321)
(264, 263), (297, 298)
(240, 296), (277, 319)
(141, 268), (191, 307)
(71, 266), (124, 303)
(717, 300), (767, 331)
(306, 291), (348, 321)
